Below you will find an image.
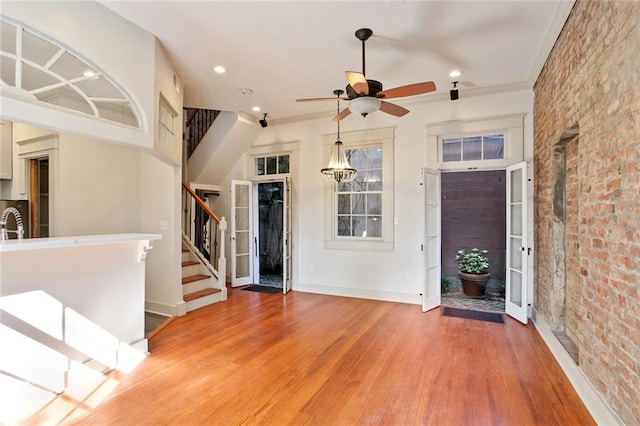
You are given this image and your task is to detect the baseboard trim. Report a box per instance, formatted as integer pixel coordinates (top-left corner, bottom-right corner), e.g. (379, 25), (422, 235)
(532, 310), (621, 425)
(296, 282), (421, 305)
(145, 300), (185, 317)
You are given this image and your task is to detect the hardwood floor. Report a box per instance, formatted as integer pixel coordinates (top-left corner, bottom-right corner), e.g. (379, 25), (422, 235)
(37, 289), (593, 425)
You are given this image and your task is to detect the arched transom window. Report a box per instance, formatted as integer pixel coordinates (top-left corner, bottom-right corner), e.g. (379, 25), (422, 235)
(0, 16), (142, 129)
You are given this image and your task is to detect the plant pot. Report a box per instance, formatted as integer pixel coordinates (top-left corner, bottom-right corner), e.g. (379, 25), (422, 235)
(459, 271), (490, 297)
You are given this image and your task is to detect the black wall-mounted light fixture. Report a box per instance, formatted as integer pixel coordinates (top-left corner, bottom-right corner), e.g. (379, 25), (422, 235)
(450, 81), (459, 101)
(259, 113), (268, 128)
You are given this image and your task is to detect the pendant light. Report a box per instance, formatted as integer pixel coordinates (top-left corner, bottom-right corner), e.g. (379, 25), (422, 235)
(321, 89), (357, 183)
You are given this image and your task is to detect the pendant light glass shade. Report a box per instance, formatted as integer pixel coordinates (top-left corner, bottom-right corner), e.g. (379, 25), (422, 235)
(321, 139), (357, 183)
(321, 89), (357, 183)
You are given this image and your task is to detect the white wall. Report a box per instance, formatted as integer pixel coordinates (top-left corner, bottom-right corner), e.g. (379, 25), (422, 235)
(55, 134), (140, 236)
(233, 89), (535, 304)
(139, 152), (184, 315)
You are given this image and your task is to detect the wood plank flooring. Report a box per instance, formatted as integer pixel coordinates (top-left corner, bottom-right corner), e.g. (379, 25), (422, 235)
(36, 288), (594, 425)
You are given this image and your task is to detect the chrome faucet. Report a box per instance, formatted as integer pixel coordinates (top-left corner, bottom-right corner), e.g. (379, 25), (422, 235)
(1, 207), (24, 241)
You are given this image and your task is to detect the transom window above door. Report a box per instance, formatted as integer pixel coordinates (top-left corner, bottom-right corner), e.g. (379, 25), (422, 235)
(441, 134), (505, 162)
(255, 154), (290, 176)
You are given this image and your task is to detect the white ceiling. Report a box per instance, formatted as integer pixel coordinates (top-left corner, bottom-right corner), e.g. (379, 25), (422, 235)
(101, 1), (574, 122)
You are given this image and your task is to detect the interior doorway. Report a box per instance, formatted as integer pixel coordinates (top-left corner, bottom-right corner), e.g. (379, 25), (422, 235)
(29, 157), (49, 238)
(440, 170), (506, 312)
(255, 181), (284, 288)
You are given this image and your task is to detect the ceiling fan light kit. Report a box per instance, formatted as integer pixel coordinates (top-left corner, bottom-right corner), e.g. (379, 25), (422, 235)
(348, 97), (381, 116)
(296, 28), (436, 121)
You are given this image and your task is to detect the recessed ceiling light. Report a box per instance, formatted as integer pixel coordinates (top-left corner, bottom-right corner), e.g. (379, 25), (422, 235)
(213, 65), (226, 74)
(240, 88), (254, 95)
(83, 70), (96, 78)
(449, 70), (462, 78)
(252, 106), (261, 112)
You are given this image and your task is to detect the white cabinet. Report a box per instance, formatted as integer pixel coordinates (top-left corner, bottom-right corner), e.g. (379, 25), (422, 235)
(0, 120), (12, 179)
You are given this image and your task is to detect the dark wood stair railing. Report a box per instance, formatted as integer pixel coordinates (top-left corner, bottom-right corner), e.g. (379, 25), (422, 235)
(182, 181), (222, 268)
(184, 108), (220, 158)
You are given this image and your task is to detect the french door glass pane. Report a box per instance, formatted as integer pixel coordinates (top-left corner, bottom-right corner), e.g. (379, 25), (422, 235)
(510, 269), (522, 306)
(236, 254), (250, 277)
(510, 204), (522, 236)
(510, 237), (522, 269)
(510, 167), (522, 202)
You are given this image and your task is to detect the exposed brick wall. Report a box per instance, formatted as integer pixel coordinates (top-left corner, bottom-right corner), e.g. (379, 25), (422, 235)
(533, 1), (640, 423)
(441, 170), (506, 290)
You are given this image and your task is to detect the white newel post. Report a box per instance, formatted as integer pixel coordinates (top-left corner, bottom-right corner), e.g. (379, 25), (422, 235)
(218, 217), (227, 290)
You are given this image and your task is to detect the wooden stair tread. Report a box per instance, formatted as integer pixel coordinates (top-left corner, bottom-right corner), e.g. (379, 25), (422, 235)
(182, 274), (210, 284)
(184, 288), (221, 302)
(182, 260), (199, 267)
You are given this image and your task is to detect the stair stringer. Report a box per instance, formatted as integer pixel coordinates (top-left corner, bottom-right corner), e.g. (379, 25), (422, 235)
(187, 111), (262, 184)
(181, 233), (227, 312)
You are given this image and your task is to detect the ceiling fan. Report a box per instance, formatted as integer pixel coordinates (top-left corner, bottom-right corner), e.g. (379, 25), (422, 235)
(296, 28), (437, 121)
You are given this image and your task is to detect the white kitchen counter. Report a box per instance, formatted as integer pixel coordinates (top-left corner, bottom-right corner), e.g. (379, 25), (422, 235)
(0, 233), (161, 252)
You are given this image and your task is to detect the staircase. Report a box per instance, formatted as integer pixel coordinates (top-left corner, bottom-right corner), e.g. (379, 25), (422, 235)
(181, 242), (226, 311)
(181, 181), (228, 312)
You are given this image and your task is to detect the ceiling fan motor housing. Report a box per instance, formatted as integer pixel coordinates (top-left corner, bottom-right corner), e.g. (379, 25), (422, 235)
(346, 79), (383, 98)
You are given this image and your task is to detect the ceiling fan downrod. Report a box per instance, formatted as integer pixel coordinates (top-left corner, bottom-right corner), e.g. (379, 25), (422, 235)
(355, 28), (373, 77)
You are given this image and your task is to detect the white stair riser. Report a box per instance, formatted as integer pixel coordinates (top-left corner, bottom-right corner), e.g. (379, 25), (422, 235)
(182, 264), (202, 278)
(183, 278), (213, 294)
(186, 292), (224, 312)
(181, 251), (191, 262)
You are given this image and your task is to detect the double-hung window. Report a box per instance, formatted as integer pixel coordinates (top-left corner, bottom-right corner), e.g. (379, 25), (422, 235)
(337, 146), (383, 238)
(323, 127), (394, 251)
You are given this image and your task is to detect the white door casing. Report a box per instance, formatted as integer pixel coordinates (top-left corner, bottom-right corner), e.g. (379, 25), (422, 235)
(422, 168), (441, 312)
(506, 162), (528, 323)
(283, 177), (292, 294)
(231, 180), (253, 287)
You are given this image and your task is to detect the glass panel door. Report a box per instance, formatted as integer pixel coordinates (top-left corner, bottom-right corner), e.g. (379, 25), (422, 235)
(422, 168), (441, 312)
(506, 162), (528, 323)
(231, 180), (253, 287)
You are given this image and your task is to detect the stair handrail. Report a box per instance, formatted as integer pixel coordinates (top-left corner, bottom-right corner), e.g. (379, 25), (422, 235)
(181, 181), (226, 284)
(182, 181), (220, 224)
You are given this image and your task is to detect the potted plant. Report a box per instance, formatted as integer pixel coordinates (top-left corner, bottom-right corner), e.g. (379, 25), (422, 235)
(456, 248), (490, 296)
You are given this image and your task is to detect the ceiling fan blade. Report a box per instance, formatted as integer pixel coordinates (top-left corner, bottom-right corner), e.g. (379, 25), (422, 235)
(345, 71), (369, 95)
(296, 97), (347, 102)
(379, 100), (409, 117)
(331, 108), (352, 122)
(377, 81), (436, 99)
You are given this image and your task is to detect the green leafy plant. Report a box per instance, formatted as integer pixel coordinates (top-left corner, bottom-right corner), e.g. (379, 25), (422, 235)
(441, 275), (452, 293)
(456, 248), (489, 274)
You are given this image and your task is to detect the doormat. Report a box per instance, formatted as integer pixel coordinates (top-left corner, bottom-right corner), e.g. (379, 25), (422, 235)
(442, 306), (504, 324)
(241, 285), (282, 294)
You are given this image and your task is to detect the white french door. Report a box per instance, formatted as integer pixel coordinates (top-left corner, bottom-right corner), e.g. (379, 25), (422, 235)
(282, 177), (292, 294)
(505, 162), (528, 323)
(231, 180), (253, 287)
(422, 168), (441, 312)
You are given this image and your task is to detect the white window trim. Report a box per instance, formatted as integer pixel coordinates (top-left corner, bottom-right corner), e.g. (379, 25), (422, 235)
(323, 127), (394, 252)
(426, 114), (524, 171)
